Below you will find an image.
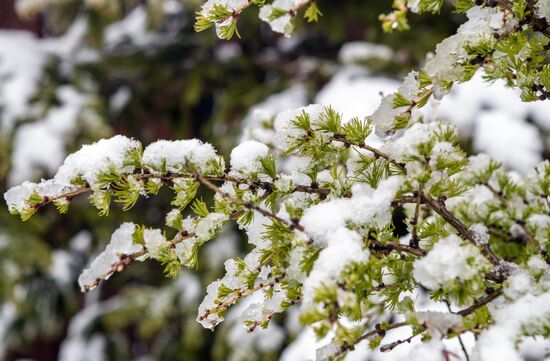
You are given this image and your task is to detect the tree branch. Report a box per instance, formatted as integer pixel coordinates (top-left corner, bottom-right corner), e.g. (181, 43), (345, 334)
(82, 231), (196, 292)
(421, 194), (501, 266)
(457, 289), (503, 316)
(409, 187), (423, 249)
(331, 134), (406, 173)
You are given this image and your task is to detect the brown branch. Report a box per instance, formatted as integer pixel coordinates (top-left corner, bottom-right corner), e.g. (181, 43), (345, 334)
(197, 275), (283, 322)
(380, 333), (419, 352)
(26, 171), (332, 217)
(444, 300), (471, 361)
(369, 239), (427, 257)
(409, 187), (423, 248)
(195, 172), (306, 233)
(398, 192), (502, 266)
(481, 0), (550, 39)
(41, 186), (91, 205)
(339, 321), (409, 355)
(421, 194), (501, 266)
(82, 231), (196, 292)
(457, 289), (503, 316)
(331, 134), (406, 173)
(217, 174), (332, 197)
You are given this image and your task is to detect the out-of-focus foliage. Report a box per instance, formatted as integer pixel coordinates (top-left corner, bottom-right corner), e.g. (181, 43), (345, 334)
(5, 0), (547, 360)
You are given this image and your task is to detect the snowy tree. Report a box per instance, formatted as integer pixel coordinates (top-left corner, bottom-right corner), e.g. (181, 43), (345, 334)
(3, 0), (550, 360)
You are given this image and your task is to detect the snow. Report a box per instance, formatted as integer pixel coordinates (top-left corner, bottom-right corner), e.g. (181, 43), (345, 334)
(536, 0), (550, 20)
(77, 223), (141, 291)
(0, 16), (90, 134)
(70, 231), (93, 253)
(194, 212), (229, 242)
(4, 178), (77, 215)
(174, 235), (197, 266)
(414, 311), (461, 336)
(215, 42), (242, 62)
(0, 303), (16, 359)
(244, 213), (271, 249)
(273, 104), (324, 150)
(518, 337), (550, 360)
(104, 6), (155, 47)
(301, 176), (403, 247)
(527, 255), (548, 277)
(339, 42), (394, 64)
(274, 174), (293, 193)
(314, 54), (550, 174)
(316, 342), (340, 361)
(302, 229), (368, 306)
(230, 140), (270, 175)
(58, 297), (122, 361)
(316, 66), (400, 120)
(425, 7), (504, 93)
(199, 0), (248, 17)
(528, 214), (550, 229)
(470, 223), (489, 244)
(472, 292), (550, 361)
(4, 2), (550, 359)
(409, 338), (445, 361)
(56, 135), (140, 188)
(197, 280), (223, 329)
(4, 181), (38, 215)
(503, 268), (533, 300)
(9, 86), (87, 185)
(175, 273), (202, 306)
(166, 208), (182, 227)
(413, 235), (488, 290)
(60, 269), (200, 360)
(240, 85), (307, 144)
(283, 156), (314, 186)
(281, 308), (472, 361)
(58, 334), (107, 361)
(430, 71), (550, 135)
(197, 212), (283, 330)
(300, 177), (402, 306)
(199, 0), (249, 39)
(143, 228), (167, 258)
(50, 250), (75, 285)
(370, 71), (423, 136)
(109, 86), (131, 115)
(142, 139), (220, 174)
(472, 110), (542, 174)
(0, 31), (47, 132)
(2, 1), (189, 193)
(381, 122), (434, 161)
(259, 0), (299, 37)
(225, 293), (286, 359)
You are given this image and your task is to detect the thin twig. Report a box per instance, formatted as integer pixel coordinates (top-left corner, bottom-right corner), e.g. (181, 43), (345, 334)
(82, 231), (196, 292)
(409, 187), (423, 248)
(197, 275), (282, 322)
(331, 134), (406, 173)
(457, 289), (503, 317)
(369, 239), (426, 257)
(195, 172), (306, 233)
(445, 300), (470, 361)
(421, 194), (501, 266)
(380, 333), (419, 352)
(338, 321), (409, 355)
(27, 171), (332, 216)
